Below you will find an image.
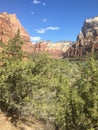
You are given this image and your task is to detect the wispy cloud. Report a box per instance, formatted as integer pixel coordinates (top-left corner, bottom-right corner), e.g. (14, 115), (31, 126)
(42, 3), (46, 6)
(30, 36), (41, 42)
(31, 11), (34, 15)
(42, 18), (47, 22)
(37, 29), (45, 34)
(33, 0), (46, 5)
(33, 0), (41, 4)
(46, 26), (60, 30)
(36, 26), (60, 34)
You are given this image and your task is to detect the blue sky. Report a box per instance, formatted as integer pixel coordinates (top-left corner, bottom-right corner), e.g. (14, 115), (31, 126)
(0, 0), (98, 42)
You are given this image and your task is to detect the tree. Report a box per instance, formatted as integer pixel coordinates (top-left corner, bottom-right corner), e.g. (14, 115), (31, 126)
(1, 30), (24, 64)
(22, 54), (81, 130)
(75, 54), (98, 130)
(0, 30), (29, 118)
(0, 60), (34, 118)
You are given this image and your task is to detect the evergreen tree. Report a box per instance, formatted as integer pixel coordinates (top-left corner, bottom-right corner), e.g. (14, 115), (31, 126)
(1, 30), (24, 64)
(75, 54), (98, 130)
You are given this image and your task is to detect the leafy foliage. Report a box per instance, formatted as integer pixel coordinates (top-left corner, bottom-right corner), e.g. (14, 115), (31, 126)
(0, 33), (98, 130)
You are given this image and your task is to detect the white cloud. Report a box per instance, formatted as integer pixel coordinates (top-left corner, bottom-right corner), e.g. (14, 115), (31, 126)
(31, 11), (34, 15)
(33, 0), (41, 4)
(36, 26), (60, 34)
(37, 29), (45, 34)
(43, 18), (47, 22)
(33, 0), (46, 6)
(46, 26), (60, 30)
(30, 36), (41, 42)
(42, 3), (46, 5)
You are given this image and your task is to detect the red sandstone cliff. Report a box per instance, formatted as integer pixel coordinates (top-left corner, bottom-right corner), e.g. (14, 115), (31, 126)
(32, 41), (73, 58)
(0, 12), (73, 57)
(0, 12), (34, 53)
(0, 12), (30, 43)
(1, 12), (98, 59)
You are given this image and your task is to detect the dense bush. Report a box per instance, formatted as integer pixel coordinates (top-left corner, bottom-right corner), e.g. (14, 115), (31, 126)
(0, 33), (98, 130)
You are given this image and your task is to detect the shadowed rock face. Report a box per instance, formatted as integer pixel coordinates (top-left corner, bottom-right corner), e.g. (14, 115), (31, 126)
(64, 16), (98, 58)
(0, 12), (30, 44)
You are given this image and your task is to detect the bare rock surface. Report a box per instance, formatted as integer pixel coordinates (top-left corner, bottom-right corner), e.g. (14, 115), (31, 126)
(0, 12), (30, 44)
(0, 12), (73, 57)
(33, 41), (73, 58)
(64, 16), (98, 58)
(0, 12), (98, 58)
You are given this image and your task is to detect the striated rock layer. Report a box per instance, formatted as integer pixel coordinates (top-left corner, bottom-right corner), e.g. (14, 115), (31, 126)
(32, 41), (73, 58)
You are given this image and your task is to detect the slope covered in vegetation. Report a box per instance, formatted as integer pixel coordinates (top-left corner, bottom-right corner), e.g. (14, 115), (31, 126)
(0, 32), (98, 130)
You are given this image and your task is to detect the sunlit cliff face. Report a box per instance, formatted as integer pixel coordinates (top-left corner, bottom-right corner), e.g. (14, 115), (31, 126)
(0, 12), (30, 44)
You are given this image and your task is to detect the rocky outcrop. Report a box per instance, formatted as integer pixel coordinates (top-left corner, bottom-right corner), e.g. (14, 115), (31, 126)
(32, 41), (73, 58)
(0, 12), (98, 58)
(80, 17), (98, 39)
(35, 16), (98, 58)
(64, 16), (98, 58)
(77, 16), (98, 44)
(0, 12), (34, 53)
(0, 12), (73, 57)
(0, 12), (30, 44)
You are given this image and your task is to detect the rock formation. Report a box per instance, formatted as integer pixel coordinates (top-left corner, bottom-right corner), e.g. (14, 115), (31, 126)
(0, 12), (98, 58)
(80, 16), (98, 39)
(33, 16), (98, 59)
(32, 41), (73, 58)
(0, 12), (35, 53)
(64, 16), (98, 58)
(0, 12), (73, 57)
(0, 12), (30, 44)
